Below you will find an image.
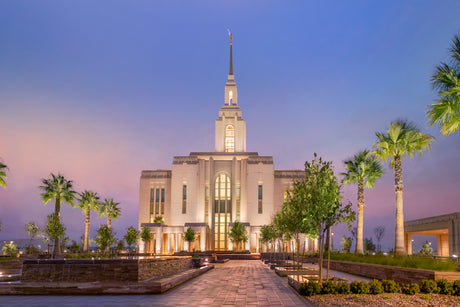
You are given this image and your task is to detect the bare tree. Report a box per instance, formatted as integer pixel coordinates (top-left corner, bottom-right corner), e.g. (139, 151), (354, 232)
(374, 226), (385, 252)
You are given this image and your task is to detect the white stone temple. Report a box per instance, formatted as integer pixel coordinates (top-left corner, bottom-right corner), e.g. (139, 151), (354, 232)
(138, 33), (316, 253)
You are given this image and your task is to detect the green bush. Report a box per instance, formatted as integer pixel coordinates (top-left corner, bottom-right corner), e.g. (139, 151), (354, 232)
(452, 280), (460, 296)
(420, 279), (438, 294)
(336, 281), (351, 294)
(299, 281), (321, 296)
(321, 280), (337, 294)
(368, 279), (384, 294)
(436, 279), (453, 295)
(350, 281), (369, 294)
(401, 283), (420, 295)
(315, 252), (458, 271)
(381, 280), (399, 293)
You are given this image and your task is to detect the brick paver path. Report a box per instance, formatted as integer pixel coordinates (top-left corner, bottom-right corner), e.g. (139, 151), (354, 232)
(1, 260), (314, 307)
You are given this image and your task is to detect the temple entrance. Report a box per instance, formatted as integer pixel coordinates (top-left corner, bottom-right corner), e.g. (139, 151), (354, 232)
(214, 173), (231, 250)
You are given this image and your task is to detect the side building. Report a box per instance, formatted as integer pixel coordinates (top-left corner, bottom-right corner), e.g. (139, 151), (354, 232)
(138, 35), (317, 253)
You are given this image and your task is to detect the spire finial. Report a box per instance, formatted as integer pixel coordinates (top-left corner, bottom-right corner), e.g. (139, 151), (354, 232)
(227, 29), (233, 75)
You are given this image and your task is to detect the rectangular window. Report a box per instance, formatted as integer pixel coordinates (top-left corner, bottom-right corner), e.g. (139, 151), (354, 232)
(205, 185), (209, 225)
(258, 184), (263, 214)
(236, 185), (241, 220)
(182, 185), (187, 214)
(161, 188), (165, 215)
(155, 188), (160, 214)
(150, 188), (155, 221)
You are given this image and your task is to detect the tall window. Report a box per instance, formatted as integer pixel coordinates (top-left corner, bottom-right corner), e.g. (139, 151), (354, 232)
(161, 188), (165, 215)
(214, 174), (231, 250)
(182, 185), (187, 214)
(225, 125), (235, 152)
(150, 188), (155, 222)
(155, 188), (160, 214)
(205, 185), (209, 225)
(258, 184), (263, 214)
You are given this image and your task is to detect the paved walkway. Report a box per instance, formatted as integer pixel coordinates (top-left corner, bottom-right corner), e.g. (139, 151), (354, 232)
(0, 260), (314, 307)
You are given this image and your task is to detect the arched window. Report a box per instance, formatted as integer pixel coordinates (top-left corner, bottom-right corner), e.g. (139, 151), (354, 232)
(229, 91), (233, 105)
(225, 125), (235, 152)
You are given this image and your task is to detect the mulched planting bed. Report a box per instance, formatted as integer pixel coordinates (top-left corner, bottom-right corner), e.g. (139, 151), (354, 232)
(308, 293), (460, 306)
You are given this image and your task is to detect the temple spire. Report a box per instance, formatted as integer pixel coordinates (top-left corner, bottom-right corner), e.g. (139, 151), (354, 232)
(228, 29), (233, 75)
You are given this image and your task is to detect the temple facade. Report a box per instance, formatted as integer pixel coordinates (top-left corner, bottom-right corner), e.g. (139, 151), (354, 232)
(138, 34), (316, 253)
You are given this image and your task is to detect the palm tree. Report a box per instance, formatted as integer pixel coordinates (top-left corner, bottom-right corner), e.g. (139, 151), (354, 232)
(427, 34), (460, 135)
(98, 198), (121, 229)
(75, 190), (101, 252)
(0, 162), (8, 189)
(39, 173), (76, 256)
(372, 120), (435, 255)
(341, 150), (384, 254)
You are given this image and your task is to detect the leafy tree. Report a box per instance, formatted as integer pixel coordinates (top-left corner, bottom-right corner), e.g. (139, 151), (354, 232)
(341, 150), (383, 254)
(427, 33), (460, 135)
(98, 198), (121, 229)
(39, 173), (76, 255)
(294, 154), (355, 280)
(41, 228), (51, 255)
(68, 240), (80, 253)
(419, 241), (433, 255)
(153, 216), (164, 224)
(363, 238), (376, 254)
(2, 242), (18, 255)
(260, 224), (276, 252)
(373, 226), (385, 252)
(24, 221), (40, 253)
(94, 224), (116, 252)
(124, 226), (139, 253)
(116, 239), (124, 252)
(341, 236), (352, 253)
(44, 213), (66, 258)
(184, 227), (196, 252)
(140, 226), (152, 253)
(350, 227), (357, 244)
(0, 161), (8, 189)
(75, 190), (101, 252)
(372, 120), (435, 255)
(228, 221), (248, 252)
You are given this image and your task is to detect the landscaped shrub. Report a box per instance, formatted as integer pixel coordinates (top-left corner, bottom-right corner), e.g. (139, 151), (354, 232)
(436, 279), (453, 295)
(321, 280), (338, 294)
(368, 279), (384, 294)
(350, 281), (369, 294)
(381, 280), (399, 293)
(299, 281), (321, 296)
(336, 281), (351, 294)
(420, 279), (438, 293)
(452, 280), (460, 296)
(401, 283), (420, 295)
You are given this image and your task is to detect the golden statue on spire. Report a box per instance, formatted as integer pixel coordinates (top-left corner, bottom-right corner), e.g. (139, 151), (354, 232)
(227, 29), (233, 44)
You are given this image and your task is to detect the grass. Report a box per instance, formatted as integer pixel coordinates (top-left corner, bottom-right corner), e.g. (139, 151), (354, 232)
(305, 252), (458, 272)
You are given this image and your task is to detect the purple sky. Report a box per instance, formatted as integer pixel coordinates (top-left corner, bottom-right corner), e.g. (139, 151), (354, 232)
(1, 1), (459, 252)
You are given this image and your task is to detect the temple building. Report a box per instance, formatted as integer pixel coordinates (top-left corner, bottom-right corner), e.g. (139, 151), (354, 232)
(138, 34), (316, 253)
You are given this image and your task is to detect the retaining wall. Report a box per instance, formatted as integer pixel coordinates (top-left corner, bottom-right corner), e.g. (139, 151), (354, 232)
(21, 257), (192, 283)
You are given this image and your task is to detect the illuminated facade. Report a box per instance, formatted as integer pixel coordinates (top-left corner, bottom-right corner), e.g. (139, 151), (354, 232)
(138, 34), (316, 253)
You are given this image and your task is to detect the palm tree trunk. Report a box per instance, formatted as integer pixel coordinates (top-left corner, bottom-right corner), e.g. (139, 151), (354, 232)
(84, 207), (90, 252)
(53, 197), (61, 257)
(356, 179), (364, 254)
(394, 155), (406, 256)
(106, 216), (112, 253)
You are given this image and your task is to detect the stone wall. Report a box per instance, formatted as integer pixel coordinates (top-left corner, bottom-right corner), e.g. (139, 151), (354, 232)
(0, 260), (23, 274)
(138, 257), (192, 281)
(305, 257), (460, 284)
(21, 257), (192, 283)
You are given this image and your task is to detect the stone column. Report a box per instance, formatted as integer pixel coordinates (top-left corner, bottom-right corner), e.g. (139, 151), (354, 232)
(256, 232), (259, 253)
(200, 228), (206, 251)
(405, 233), (412, 255)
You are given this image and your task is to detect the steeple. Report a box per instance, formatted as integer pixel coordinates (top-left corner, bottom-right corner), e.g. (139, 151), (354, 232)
(224, 30), (237, 106)
(215, 31), (246, 152)
(229, 29), (233, 75)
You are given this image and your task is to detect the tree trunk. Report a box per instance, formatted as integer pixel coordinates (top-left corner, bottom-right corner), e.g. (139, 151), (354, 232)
(53, 197), (61, 258)
(318, 231), (324, 283)
(83, 207), (90, 252)
(107, 216), (112, 229)
(356, 179), (365, 254)
(394, 156), (406, 256)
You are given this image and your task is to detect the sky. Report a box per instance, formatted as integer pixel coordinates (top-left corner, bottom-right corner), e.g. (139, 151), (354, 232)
(0, 0), (459, 252)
